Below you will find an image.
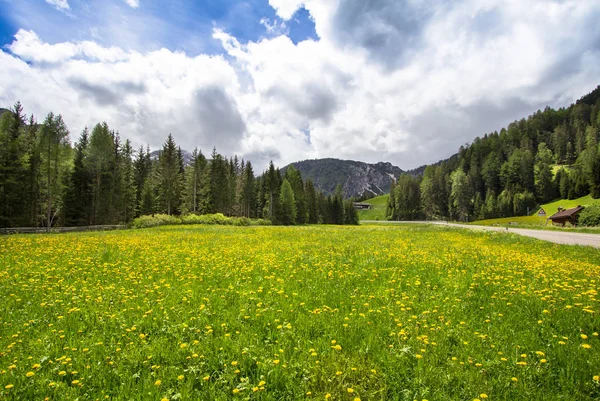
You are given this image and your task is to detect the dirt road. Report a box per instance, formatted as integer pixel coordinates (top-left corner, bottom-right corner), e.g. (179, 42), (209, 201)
(361, 220), (600, 248)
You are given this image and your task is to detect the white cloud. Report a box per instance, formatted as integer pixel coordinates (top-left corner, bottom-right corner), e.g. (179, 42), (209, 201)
(45, 0), (70, 11)
(124, 0), (140, 9)
(1, 0), (600, 171)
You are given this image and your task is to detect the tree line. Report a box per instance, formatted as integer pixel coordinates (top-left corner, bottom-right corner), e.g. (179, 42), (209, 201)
(0, 104), (358, 229)
(388, 85), (600, 221)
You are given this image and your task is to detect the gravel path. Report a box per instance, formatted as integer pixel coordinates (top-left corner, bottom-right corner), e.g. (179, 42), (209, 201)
(361, 220), (600, 248)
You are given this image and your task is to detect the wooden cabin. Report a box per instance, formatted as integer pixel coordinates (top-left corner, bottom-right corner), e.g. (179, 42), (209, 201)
(548, 206), (584, 226)
(353, 202), (372, 210)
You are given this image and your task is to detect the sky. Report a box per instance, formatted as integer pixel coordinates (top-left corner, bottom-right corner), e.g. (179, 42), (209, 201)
(0, 0), (599, 171)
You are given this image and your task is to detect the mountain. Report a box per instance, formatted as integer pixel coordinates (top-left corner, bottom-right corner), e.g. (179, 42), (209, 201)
(282, 158), (403, 197)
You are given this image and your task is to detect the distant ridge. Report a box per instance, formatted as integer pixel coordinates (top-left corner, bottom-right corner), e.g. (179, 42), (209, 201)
(282, 158), (405, 198)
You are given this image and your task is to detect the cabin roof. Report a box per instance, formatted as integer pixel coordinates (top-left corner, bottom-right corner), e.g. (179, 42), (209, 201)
(548, 206), (583, 220)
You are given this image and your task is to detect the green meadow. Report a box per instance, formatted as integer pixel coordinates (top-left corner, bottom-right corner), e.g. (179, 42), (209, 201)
(1, 225), (599, 400)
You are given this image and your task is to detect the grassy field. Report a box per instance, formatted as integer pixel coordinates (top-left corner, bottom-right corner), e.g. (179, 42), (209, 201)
(474, 195), (599, 228)
(1, 225), (600, 400)
(357, 194), (389, 221)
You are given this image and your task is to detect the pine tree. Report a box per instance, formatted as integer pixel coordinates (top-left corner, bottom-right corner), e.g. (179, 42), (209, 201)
(285, 166), (308, 224)
(183, 148), (207, 214)
(64, 129), (92, 226)
(133, 145), (151, 217)
(157, 134), (183, 215)
(239, 161), (256, 218)
(121, 140), (136, 223)
(39, 113), (70, 231)
(0, 102), (27, 227)
(279, 179), (296, 225)
(88, 123), (114, 224)
(305, 179), (319, 223)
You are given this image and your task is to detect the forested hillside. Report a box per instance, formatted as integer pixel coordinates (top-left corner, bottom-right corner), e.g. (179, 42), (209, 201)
(0, 102), (357, 229)
(282, 158), (403, 198)
(388, 85), (600, 222)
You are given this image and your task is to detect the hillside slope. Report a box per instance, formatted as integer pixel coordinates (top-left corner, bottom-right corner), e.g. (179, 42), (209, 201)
(282, 158), (402, 197)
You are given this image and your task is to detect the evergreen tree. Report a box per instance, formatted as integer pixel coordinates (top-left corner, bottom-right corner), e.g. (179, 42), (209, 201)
(39, 113), (70, 231)
(239, 161), (256, 218)
(64, 129), (92, 226)
(305, 179), (319, 224)
(450, 169), (471, 221)
(534, 143), (556, 203)
(121, 139), (136, 223)
(157, 134), (183, 215)
(183, 148), (207, 214)
(285, 165), (308, 224)
(0, 102), (27, 227)
(279, 179), (296, 225)
(88, 123), (114, 224)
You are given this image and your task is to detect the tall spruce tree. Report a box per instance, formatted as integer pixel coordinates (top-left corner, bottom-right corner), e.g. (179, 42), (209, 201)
(279, 179), (296, 225)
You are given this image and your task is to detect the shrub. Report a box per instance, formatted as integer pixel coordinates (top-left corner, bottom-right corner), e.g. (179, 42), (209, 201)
(578, 204), (600, 227)
(132, 214), (182, 229)
(132, 213), (272, 229)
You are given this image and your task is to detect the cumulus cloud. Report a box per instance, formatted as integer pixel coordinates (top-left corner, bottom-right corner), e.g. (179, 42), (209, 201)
(1, 0), (600, 171)
(45, 0), (70, 11)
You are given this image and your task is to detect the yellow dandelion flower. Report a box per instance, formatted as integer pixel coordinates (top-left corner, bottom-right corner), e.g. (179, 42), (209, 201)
(26, 371), (35, 377)
(155, 380), (161, 386)
(5, 384), (14, 389)
(177, 375), (184, 380)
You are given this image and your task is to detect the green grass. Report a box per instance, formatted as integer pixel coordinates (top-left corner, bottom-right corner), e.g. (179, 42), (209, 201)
(357, 194), (389, 221)
(1, 225), (600, 400)
(474, 194), (600, 229)
(541, 195), (596, 216)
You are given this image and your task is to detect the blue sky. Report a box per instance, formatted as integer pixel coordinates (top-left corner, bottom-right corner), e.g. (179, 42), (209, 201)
(0, 0), (599, 170)
(0, 0), (317, 53)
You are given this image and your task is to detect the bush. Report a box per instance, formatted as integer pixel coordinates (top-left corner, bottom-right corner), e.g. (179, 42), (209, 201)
(132, 213), (272, 229)
(132, 214), (182, 229)
(578, 204), (600, 227)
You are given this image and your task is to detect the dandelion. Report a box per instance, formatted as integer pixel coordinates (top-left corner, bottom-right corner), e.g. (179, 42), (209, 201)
(203, 376), (210, 381)
(5, 384), (14, 389)
(582, 344), (592, 349)
(155, 380), (161, 386)
(71, 380), (80, 385)
(511, 377), (518, 382)
(347, 388), (354, 393)
(26, 371), (35, 377)
(177, 375), (184, 380)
